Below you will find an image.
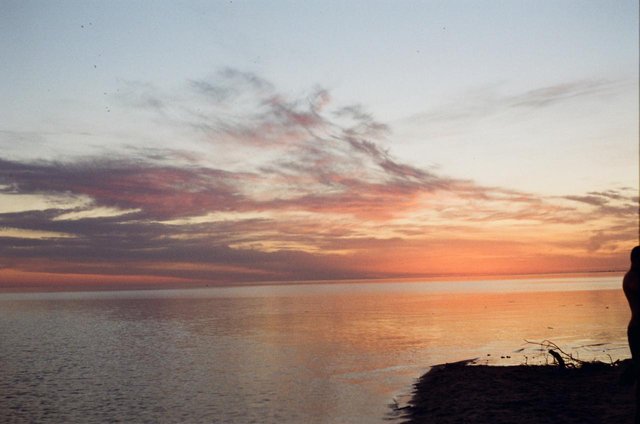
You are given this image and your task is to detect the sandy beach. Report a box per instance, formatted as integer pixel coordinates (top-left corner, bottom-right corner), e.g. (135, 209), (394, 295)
(401, 359), (636, 424)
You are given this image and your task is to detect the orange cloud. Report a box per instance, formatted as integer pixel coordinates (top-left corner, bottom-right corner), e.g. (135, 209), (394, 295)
(0, 71), (636, 288)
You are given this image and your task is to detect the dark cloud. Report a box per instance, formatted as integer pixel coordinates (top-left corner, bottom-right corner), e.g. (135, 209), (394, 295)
(0, 208), (366, 283)
(0, 70), (637, 285)
(587, 190), (629, 201)
(0, 158), (251, 219)
(564, 189), (638, 220)
(564, 195), (609, 206)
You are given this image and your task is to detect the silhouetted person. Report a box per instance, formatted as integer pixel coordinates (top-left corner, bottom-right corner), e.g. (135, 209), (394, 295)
(623, 245), (640, 423)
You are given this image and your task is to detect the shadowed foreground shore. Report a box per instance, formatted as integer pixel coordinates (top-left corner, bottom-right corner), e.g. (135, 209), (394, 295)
(400, 359), (636, 424)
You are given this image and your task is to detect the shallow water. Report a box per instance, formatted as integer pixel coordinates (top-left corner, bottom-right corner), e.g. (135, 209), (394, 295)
(0, 274), (630, 423)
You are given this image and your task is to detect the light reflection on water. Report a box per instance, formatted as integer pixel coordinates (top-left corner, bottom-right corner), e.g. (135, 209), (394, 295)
(0, 274), (630, 423)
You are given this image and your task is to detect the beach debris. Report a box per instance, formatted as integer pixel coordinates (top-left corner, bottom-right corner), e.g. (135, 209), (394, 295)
(548, 349), (566, 369)
(523, 339), (592, 368)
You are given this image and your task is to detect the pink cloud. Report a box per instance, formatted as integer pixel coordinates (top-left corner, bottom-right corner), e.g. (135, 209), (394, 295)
(0, 71), (636, 286)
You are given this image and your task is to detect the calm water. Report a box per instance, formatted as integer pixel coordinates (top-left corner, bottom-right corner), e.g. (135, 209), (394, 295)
(0, 274), (630, 423)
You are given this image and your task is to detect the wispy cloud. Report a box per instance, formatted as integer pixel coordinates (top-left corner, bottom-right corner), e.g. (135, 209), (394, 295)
(0, 70), (636, 286)
(405, 78), (632, 125)
(509, 79), (627, 109)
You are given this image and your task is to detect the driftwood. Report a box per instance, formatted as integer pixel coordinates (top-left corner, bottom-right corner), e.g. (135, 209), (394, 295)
(522, 339), (604, 368)
(548, 349), (566, 369)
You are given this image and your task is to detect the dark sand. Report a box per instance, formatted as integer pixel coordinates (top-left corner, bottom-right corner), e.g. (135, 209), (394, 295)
(400, 359), (636, 424)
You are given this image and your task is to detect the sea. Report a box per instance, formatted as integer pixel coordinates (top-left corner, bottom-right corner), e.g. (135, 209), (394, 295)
(0, 273), (630, 423)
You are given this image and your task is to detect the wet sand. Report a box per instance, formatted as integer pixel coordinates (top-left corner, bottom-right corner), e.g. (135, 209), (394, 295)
(401, 359), (636, 424)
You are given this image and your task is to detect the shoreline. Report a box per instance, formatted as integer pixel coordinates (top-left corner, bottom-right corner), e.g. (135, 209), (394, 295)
(398, 359), (636, 424)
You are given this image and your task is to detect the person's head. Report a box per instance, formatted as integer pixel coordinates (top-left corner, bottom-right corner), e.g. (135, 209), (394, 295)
(632, 246), (640, 267)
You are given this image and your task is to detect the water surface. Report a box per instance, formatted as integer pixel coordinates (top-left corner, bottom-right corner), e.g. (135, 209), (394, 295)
(0, 273), (630, 423)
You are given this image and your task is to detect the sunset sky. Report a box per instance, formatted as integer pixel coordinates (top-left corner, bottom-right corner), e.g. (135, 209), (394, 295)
(1, 1), (638, 288)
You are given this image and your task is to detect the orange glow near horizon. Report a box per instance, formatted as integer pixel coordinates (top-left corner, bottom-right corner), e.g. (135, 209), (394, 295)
(0, 66), (636, 289)
(0, 180), (635, 290)
(0, 230), (632, 290)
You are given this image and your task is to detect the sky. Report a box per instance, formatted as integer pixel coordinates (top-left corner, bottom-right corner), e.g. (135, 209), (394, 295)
(0, 0), (638, 289)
